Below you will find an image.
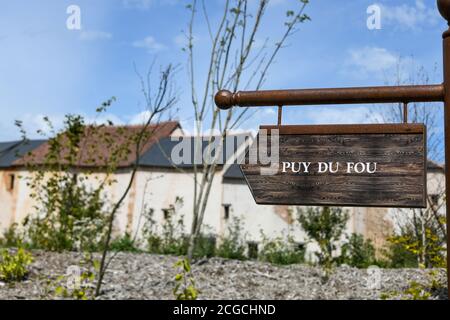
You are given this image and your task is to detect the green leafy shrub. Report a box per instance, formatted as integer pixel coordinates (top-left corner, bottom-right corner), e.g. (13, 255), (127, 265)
(0, 247), (33, 282)
(110, 233), (140, 253)
(192, 233), (216, 258)
(143, 200), (188, 255)
(298, 207), (348, 274)
(340, 233), (377, 268)
(143, 203), (217, 258)
(17, 114), (119, 252)
(381, 241), (418, 268)
(381, 270), (445, 300)
(258, 233), (304, 265)
(173, 258), (199, 300)
(0, 223), (24, 248)
(15, 104), (145, 253)
(216, 217), (247, 260)
(387, 227), (446, 268)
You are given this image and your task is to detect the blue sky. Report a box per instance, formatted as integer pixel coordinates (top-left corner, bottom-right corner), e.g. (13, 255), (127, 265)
(0, 0), (447, 144)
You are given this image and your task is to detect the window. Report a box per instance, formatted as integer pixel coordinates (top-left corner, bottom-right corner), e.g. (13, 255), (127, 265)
(247, 242), (258, 260)
(162, 205), (175, 220)
(223, 204), (231, 220)
(8, 174), (15, 191)
(430, 194), (440, 207)
(162, 208), (171, 220)
(296, 243), (306, 253)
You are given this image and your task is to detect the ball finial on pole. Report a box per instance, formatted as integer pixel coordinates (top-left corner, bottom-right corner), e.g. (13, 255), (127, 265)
(438, 0), (450, 24)
(215, 90), (234, 110)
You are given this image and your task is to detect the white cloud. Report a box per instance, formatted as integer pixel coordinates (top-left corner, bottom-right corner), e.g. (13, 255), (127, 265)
(133, 36), (166, 53)
(173, 33), (200, 49)
(343, 46), (399, 79)
(129, 110), (153, 125)
(80, 30), (112, 41)
(3, 110), (182, 141)
(349, 46), (397, 72)
(378, 0), (439, 30)
(262, 108), (276, 116)
(2, 113), (124, 141)
(7, 113), (65, 139)
(123, 0), (179, 10)
(85, 113), (124, 126)
(123, 0), (153, 9)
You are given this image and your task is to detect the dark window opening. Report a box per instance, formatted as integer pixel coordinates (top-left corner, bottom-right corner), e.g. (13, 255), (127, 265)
(223, 204), (231, 220)
(430, 194), (440, 207)
(296, 243), (305, 253)
(162, 208), (171, 220)
(294, 242), (306, 262)
(8, 174), (15, 191)
(247, 242), (258, 260)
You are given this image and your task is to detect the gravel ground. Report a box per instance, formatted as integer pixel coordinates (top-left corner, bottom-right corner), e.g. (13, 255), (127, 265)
(0, 250), (447, 300)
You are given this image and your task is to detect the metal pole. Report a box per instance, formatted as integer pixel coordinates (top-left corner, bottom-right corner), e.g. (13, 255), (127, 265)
(403, 103), (408, 124)
(215, 84), (444, 109)
(277, 106), (283, 126)
(437, 0), (450, 298)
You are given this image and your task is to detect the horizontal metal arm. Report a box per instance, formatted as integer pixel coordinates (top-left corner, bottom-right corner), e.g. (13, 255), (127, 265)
(215, 84), (445, 109)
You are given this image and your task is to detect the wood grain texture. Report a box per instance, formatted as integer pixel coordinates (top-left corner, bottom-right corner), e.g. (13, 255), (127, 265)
(240, 124), (427, 208)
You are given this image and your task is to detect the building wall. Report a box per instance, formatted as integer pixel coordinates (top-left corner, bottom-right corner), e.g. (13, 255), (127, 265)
(388, 169), (446, 234)
(352, 207), (393, 251)
(0, 168), (136, 235)
(222, 179), (305, 243)
(128, 167), (224, 240)
(0, 169), (39, 231)
(0, 170), (20, 230)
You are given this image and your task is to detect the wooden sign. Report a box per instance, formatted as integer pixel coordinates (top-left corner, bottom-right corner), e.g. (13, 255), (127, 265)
(240, 124), (427, 208)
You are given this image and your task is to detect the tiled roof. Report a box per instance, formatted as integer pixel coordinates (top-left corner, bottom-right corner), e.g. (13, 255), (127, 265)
(0, 140), (47, 168)
(12, 121), (180, 168)
(139, 135), (249, 168)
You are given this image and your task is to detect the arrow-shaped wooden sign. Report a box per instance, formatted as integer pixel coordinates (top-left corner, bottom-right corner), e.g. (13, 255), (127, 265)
(240, 123), (427, 208)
